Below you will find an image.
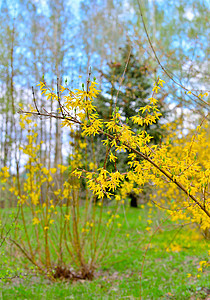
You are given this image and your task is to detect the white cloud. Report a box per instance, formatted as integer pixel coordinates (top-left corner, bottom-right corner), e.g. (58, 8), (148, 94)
(184, 8), (195, 21)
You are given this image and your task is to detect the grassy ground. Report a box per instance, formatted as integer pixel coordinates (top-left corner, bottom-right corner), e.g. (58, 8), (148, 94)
(0, 206), (209, 299)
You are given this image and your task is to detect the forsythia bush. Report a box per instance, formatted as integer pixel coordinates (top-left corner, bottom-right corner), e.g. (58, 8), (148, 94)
(36, 78), (209, 230)
(153, 118), (210, 236)
(0, 108), (125, 278)
(0, 76), (209, 279)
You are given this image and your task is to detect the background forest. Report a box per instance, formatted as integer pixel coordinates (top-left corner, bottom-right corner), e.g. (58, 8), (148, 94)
(0, 0), (209, 172)
(0, 0), (209, 299)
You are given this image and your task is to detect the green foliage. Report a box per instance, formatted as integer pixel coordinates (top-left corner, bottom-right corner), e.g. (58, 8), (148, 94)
(0, 207), (209, 299)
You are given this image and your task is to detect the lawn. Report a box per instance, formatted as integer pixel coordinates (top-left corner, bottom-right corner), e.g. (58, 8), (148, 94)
(0, 206), (209, 299)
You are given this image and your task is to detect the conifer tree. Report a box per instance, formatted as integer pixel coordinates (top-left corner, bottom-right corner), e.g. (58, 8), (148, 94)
(92, 45), (167, 206)
(96, 45), (166, 142)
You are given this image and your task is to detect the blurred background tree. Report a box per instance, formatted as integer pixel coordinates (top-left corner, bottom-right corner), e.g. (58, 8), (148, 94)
(0, 0), (209, 207)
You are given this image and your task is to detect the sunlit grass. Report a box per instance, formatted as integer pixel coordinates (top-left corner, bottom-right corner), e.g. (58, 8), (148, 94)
(0, 206), (209, 299)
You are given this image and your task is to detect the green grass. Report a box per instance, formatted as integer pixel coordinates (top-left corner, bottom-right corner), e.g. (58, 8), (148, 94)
(0, 207), (209, 299)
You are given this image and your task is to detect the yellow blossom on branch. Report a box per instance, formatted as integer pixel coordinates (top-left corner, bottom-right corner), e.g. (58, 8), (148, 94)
(33, 217), (40, 225)
(152, 86), (160, 93)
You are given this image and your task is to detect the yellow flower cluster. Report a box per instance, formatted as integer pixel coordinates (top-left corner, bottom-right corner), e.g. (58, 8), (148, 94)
(35, 77), (210, 232)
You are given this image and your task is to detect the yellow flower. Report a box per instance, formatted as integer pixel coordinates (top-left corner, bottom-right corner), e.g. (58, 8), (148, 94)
(109, 152), (117, 163)
(1, 166), (10, 178)
(89, 162), (95, 170)
(54, 190), (60, 196)
(65, 214), (70, 221)
(158, 79), (165, 87)
(170, 245), (181, 252)
(199, 261), (207, 267)
(57, 164), (68, 173)
(131, 115), (143, 126)
(50, 168), (57, 174)
(60, 85), (66, 93)
(37, 81), (45, 88)
(42, 167), (49, 175)
(48, 175), (53, 182)
(49, 219), (54, 224)
(187, 273), (191, 278)
(152, 86), (160, 93)
(115, 195), (121, 201)
(32, 217), (40, 225)
(148, 97), (158, 105)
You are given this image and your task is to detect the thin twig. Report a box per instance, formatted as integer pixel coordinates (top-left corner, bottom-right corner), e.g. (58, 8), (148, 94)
(114, 46), (132, 112)
(165, 224), (185, 251)
(32, 86), (40, 115)
(57, 77), (65, 118)
(85, 67), (92, 120)
(9, 238), (44, 274)
(0, 206), (20, 248)
(136, 0), (209, 110)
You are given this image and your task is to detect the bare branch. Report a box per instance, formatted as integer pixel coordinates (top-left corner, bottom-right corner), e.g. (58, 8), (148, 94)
(136, 0), (210, 110)
(57, 77), (65, 118)
(32, 86), (40, 115)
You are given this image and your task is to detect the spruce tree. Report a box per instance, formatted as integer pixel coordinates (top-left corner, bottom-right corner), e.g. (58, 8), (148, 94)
(96, 45), (166, 141)
(93, 45), (167, 206)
